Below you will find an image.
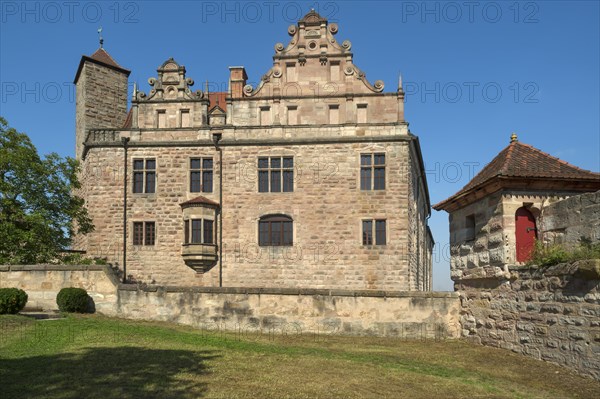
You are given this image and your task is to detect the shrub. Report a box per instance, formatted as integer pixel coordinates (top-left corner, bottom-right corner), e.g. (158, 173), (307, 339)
(56, 288), (90, 313)
(0, 288), (28, 314)
(528, 237), (600, 267)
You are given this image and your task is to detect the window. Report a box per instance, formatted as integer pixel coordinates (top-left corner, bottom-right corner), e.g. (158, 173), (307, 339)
(362, 219), (386, 245)
(184, 219), (214, 244)
(259, 215), (293, 246)
(330, 62), (340, 81)
(258, 156), (293, 192)
(360, 153), (385, 190)
(286, 63), (296, 81)
(157, 110), (166, 128)
(357, 104), (367, 123)
(260, 106), (270, 126)
(180, 109), (190, 127)
(328, 104), (339, 124)
(133, 222), (155, 245)
(190, 158), (213, 193)
(133, 159), (156, 193)
(287, 106), (298, 124)
(465, 214), (476, 241)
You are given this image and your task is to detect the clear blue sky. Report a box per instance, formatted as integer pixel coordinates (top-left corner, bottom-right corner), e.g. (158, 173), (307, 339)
(1, 1), (599, 290)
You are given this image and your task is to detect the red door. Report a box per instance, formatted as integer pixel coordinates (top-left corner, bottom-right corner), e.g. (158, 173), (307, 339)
(515, 207), (537, 262)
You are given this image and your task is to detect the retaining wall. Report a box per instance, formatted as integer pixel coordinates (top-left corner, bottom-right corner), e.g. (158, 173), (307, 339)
(0, 265), (460, 338)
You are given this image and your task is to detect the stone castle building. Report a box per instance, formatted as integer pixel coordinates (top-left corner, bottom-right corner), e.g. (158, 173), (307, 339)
(73, 11), (433, 290)
(434, 134), (600, 282)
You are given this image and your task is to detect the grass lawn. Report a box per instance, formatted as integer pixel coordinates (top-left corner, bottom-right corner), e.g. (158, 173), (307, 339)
(1, 314), (599, 398)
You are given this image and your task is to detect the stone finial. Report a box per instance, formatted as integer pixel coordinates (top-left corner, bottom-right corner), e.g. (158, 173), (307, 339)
(510, 132), (518, 143)
(398, 73), (403, 91)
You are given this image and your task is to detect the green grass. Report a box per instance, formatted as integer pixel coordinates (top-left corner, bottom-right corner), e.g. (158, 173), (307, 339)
(1, 314), (599, 398)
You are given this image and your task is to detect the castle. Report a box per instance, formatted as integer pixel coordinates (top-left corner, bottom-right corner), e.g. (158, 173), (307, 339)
(73, 10), (433, 290)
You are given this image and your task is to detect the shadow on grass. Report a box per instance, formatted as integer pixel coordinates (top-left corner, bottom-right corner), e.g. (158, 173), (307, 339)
(0, 346), (220, 399)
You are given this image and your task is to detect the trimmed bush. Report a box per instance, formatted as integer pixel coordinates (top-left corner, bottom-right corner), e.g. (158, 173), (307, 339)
(56, 288), (89, 313)
(0, 288), (28, 314)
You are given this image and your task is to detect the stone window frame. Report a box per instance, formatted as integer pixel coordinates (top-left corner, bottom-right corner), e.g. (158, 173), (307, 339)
(361, 218), (387, 246)
(258, 156), (294, 193)
(132, 158), (156, 194)
(359, 152), (386, 191)
(156, 109), (167, 128)
(465, 214), (476, 242)
(179, 109), (191, 128)
(259, 106), (271, 126)
(328, 104), (340, 124)
(287, 105), (298, 125)
(258, 214), (293, 247)
(133, 221), (156, 246)
(183, 218), (214, 245)
(189, 157), (213, 193)
(357, 103), (368, 123)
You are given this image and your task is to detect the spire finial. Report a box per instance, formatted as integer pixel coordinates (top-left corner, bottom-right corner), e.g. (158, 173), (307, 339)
(98, 27), (103, 48)
(398, 72), (403, 90)
(510, 132), (518, 143)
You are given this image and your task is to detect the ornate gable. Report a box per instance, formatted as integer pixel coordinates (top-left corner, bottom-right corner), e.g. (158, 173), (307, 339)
(135, 58), (204, 102)
(243, 10), (385, 98)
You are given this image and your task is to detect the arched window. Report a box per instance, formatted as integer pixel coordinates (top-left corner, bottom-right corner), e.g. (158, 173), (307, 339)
(259, 215), (293, 246)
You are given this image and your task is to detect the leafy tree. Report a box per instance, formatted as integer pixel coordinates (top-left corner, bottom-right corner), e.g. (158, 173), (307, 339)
(0, 117), (93, 264)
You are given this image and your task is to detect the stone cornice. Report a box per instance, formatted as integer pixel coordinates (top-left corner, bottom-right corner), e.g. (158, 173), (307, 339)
(84, 134), (413, 156)
(117, 283), (458, 298)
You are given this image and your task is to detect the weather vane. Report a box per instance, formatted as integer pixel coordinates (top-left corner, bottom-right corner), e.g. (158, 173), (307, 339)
(98, 27), (103, 48)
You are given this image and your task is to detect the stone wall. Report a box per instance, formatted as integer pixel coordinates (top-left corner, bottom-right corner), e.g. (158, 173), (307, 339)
(0, 265), (460, 338)
(0, 265), (119, 314)
(541, 190), (600, 246)
(457, 260), (600, 380)
(116, 286), (460, 338)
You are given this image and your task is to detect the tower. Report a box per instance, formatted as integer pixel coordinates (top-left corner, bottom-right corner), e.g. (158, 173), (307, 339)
(73, 45), (130, 158)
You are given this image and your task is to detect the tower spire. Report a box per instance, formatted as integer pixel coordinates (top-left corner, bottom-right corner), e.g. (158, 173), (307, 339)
(98, 27), (103, 48)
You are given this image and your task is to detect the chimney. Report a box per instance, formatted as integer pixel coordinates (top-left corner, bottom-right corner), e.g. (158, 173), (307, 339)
(228, 66), (248, 99)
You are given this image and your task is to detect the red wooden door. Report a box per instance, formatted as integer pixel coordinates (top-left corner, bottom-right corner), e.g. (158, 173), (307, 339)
(515, 207), (537, 262)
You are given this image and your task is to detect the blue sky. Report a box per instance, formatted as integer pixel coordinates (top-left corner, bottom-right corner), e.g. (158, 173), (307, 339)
(1, 1), (599, 290)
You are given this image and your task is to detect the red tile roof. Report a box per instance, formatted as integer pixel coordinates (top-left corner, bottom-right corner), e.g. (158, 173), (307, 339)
(122, 108), (133, 128)
(74, 47), (130, 83)
(180, 196), (220, 208)
(208, 92), (227, 112)
(434, 139), (600, 211)
(90, 48), (126, 70)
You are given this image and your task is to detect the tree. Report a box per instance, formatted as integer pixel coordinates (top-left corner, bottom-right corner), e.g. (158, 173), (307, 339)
(0, 117), (93, 264)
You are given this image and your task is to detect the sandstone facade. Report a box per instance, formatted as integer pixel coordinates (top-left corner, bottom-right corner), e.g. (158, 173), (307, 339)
(72, 11), (433, 290)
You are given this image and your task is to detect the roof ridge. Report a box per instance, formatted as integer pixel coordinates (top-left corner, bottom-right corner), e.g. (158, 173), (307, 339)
(499, 141), (516, 176)
(90, 47), (125, 70)
(516, 141), (599, 174)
